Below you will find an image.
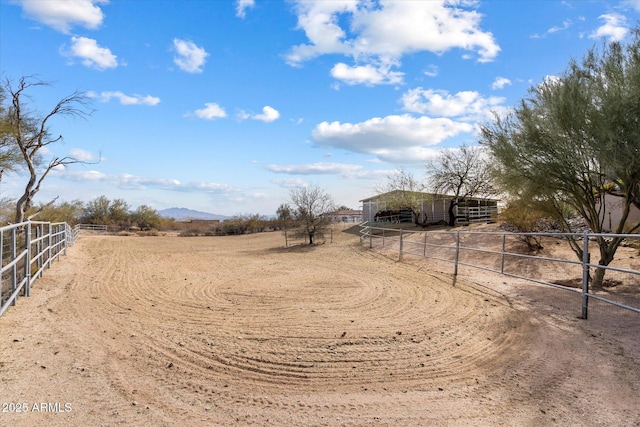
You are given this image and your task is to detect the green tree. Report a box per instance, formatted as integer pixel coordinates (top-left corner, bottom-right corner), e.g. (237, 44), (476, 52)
(108, 198), (130, 227)
(481, 30), (640, 288)
(130, 205), (162, 230)
(81, 196), (111, 225)
(27, 199), (84, 225)
(0, 87), (23, 182)
(289, 185), (335, 244)
(276, 203), (293, 230)
(1, 77), (93, 223)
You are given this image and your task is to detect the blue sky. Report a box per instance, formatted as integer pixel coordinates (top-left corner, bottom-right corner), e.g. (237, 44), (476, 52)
(1, 0), (639, 216)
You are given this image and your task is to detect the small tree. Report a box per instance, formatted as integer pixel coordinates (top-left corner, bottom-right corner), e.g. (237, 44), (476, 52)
(81, 195), (111, 225)
(425, 144), (497, 226)
(1, 77), (94, 223)
(276, 203), (293, 230)
(289, 185), (335, 244)
(130, 205), (162, 230)
(108, 198), (130, 227)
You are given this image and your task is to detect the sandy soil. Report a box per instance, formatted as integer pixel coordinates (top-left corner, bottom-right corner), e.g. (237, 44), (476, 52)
(0, 226), (639, 426)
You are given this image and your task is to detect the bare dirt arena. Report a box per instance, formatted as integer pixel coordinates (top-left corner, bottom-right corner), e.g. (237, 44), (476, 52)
(1, 226), (639, 426)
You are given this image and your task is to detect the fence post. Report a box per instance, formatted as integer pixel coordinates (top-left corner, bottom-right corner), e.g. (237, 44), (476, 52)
(0, 230), (3, 305)
(63, 224), (68, 255)
(24, 222), (32, 298)
(423, 232), (427, 257)
(369, 226), (372, 249)
(581, 231), (590, 319)
(399, 229), (403, 261)
(500, 234), (506, 274)
(47, 222), (52, 269)
(454, 231), (460, 276)
(382, 228), (385, 247)
(11, 227), (17, 304)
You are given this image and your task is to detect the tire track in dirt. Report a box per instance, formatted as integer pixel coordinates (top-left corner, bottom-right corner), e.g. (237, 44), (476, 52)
(54, 234), (532, 423)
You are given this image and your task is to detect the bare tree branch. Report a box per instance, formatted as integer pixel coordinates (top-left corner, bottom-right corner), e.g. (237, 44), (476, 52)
(1, 76), (95, 223)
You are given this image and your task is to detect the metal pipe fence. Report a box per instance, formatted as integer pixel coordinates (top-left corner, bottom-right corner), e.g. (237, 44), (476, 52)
(360, 224), (640, 320)
(0, 221), (77, 317)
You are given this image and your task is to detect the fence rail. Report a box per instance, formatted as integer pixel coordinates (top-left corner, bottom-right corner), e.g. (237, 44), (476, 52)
(360, 224), (640, 319)
(0, 221), (77, 317)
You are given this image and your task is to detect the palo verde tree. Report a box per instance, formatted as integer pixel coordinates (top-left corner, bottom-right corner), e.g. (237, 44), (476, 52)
(1, 76), (94, 223)
(425, 144), (497, 226)
(480, 29), (640, 288)
(289, 184), (335, 244)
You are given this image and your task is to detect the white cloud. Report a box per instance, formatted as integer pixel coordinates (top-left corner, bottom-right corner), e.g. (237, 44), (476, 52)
(330, 61), (404, 86)
(252, 106), (280, 122)
(172, 38), (209, 73)
(64, 36), (118, 70)
(491, 77), (512, 90)
(68, 148), (98, 161)
(187, 103), (227, 120)
(267, 162), (363, 176)
(547, 19), (573, 34)
(58, 170), (235, 193)
(272, 178), (309, 189)
(312, 114), (473, 164)
(88, 91), (160, 106)
(237, 106), (281, 122)
(17, 0), (107, 33)
(623, 0), (640, 12)
(285, 0), (499, 85)
(590, 13), (628, 41)
(236, 0), (255, 18)
(423, 65), (438, 77)
(400, 88), (506, 121)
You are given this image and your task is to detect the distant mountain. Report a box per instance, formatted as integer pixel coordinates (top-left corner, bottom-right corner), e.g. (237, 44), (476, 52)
(158, 207), (229, 221)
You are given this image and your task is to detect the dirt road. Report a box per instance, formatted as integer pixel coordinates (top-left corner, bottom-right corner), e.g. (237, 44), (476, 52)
(1, 229), (639, 426)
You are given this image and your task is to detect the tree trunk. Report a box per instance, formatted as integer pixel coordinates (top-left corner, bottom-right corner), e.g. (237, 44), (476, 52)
(447, 199), (457, 227)
(308, 232), (314, 245)
(591, 266), (607, 290)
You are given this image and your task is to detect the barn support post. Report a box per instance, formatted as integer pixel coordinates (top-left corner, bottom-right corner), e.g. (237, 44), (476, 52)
(581, 231), (590, 319)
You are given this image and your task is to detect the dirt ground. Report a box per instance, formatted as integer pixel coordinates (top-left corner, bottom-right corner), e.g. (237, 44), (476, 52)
(1, 226), (639, 426)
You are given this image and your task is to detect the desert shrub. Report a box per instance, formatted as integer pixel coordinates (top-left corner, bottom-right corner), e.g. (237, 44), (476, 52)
(136, 230), (159, 237)
(499, 201), (546, 252)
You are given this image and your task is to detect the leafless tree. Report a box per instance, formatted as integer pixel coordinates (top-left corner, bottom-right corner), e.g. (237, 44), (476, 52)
(289, 185), (335, 244)
(425, 144), (497, 226)
(2, 76), (94, 223)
